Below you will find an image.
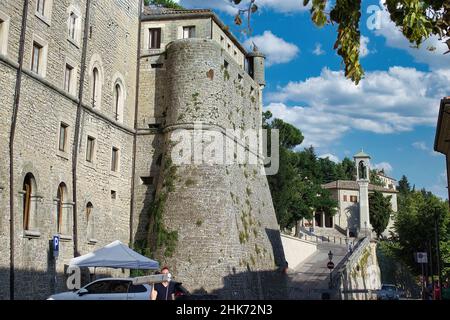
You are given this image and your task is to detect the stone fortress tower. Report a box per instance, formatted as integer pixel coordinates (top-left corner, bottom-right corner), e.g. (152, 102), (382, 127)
(354, 150), (372, 237)
(0, 1), (285, 299)
(134, 6), (285, 299)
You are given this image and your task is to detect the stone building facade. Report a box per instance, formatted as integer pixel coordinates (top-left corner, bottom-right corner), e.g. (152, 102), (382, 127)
(434, 97), (450, 204)
(0, 1), (285, 299)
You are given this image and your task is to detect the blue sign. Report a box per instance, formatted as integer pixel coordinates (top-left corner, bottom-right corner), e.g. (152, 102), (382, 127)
(52, 235), (60, 258)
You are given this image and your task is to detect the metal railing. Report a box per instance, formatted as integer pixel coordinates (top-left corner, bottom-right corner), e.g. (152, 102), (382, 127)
(298, 233), (353, 246)
(330, 237), (371, 290)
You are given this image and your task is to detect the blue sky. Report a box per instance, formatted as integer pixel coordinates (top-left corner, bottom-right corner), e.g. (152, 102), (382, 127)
(176, 0), (449, 199)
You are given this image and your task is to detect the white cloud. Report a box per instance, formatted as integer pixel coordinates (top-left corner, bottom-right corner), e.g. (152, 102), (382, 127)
(429, 171), (449, 200)
(244, 31), (299, 66)
(257, 0), (310, 13)
(313, 43), (325, 56)
(412, 141), (444, 157)
(265, 66), (450, 149)
(265, 102), (350, 147)
(431, 151), (443, 157)
(319, 153), (339, 163)
(373, 162), (393, 174)
(412, 141), (428, 151)
(373, 1), (450, 70)
(179, 0), (238, 15)
(360, 35), (371, 57)
(180, 0), (309, 14)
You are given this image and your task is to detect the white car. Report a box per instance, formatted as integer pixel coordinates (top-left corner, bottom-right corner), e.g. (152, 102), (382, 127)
(47, 278), (152, 300)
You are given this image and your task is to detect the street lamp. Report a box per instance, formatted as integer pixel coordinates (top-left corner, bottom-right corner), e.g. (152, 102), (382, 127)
(328, 250), (333, 289)
(309, 206), (315, 234)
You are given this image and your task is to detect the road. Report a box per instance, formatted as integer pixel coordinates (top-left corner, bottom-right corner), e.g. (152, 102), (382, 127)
(287, 242), (348, 300)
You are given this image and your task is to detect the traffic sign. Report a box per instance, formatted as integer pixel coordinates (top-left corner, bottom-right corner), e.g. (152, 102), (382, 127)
(327, 261), (335, 270)
(416, 252), (428, 264)
(52, 235), (60, 258)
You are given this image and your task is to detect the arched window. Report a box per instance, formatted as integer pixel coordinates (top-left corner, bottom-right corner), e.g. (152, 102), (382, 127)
(92, 67), (99, 108)
(112, 76), (125, 123)
(86, 202), (94, 240)
(23, 173), (37, 230)
(114, 83), (121, 121)
(56, 183), (68, 234)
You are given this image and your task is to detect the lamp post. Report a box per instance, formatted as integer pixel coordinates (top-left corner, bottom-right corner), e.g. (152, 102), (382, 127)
(309, 206), (315, 234)
(328, 250), (333, 289)
(434, 206), (442, 300)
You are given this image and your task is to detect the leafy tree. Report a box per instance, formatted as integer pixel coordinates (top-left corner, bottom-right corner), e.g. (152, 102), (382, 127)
(398, 175), (411, 194)
(264, 116), (337, 232)
(318, 157), (338, 183)
(370, 169), (385, 187)
(369, 191), (393, 238)
(230, 0), (449, 84)
(377, 241), (421, 298)
(145, 0), (184, 9)
(270, 118), (304, 149)
(394, 190), (450, 279)
(338, 157), (356, 180)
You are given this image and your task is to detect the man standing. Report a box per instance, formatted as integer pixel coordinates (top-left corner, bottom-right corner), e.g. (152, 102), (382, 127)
(151, 267), (176, 300)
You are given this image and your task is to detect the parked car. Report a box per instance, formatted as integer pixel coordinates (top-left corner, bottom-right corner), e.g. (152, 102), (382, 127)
(377, 284), (400, 300)
(47, 277), (218, 300)
(47, 278), (152, 300)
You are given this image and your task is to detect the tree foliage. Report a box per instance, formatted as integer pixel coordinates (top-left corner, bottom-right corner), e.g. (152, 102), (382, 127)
(145, 0), (184, 9)
(398, 175), (411, 194)
(370, 169), (385, 187)
(264, 114), (347, 231)
(393, 185), (450, 280)
(230, 0), (449, 84)
(369, 190), (393, 237)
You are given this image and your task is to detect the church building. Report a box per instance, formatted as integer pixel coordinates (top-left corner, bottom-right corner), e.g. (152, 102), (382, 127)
(315, 151), (398, 238)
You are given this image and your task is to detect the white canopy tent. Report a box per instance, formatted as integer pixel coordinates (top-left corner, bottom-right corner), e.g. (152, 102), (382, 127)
(69, 240), (159, 270)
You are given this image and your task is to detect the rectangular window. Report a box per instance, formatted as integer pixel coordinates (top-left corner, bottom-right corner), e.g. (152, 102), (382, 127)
(111, 147), (119, 172)
(151, 63), (163, 69)
(350, 196), (358, 203)
(111, 190), (117, 200)
(59, 123), (68, 152)
(183, 26), (195, 39)
(141, 176), (154, 185)
(86, 136), (95, 162)
(64, 64), (73, 92)
(148, 28), (161, 49)
(31, 42), (42, 74)
(37, 0), (45, 16)
(0, 18), (5, 54)
(343, 195), (347, 202)
(68, 12), (77, 40)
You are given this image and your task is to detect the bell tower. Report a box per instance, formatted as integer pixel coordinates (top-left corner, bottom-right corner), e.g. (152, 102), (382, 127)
(354, 150), (371, 237)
